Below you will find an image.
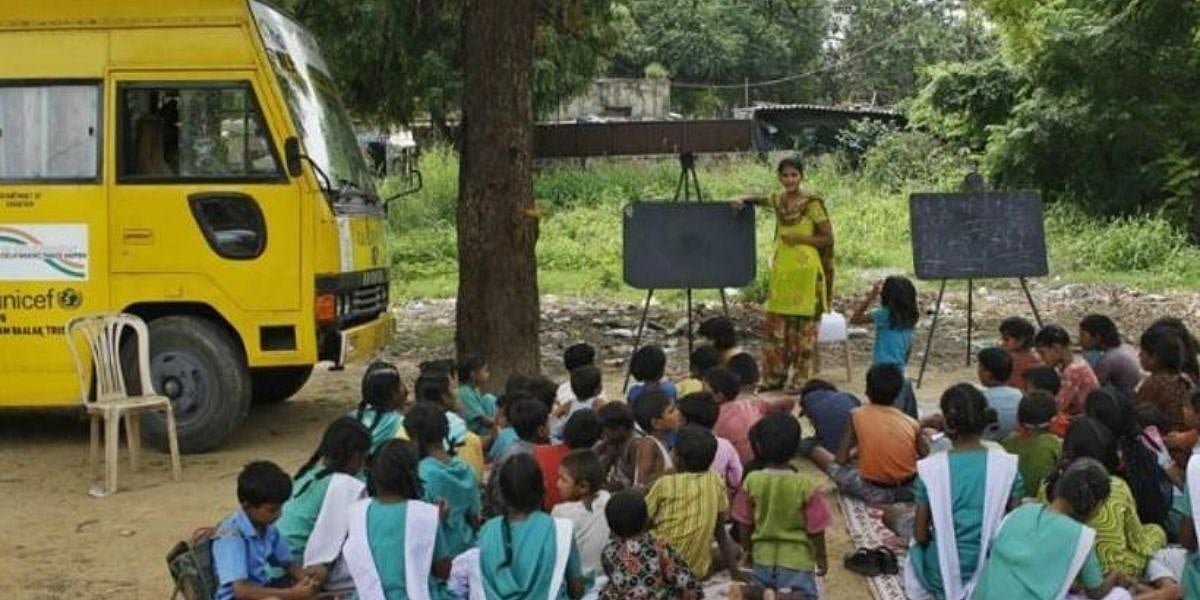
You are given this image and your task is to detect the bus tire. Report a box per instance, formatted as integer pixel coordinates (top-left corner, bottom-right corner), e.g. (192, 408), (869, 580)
(138, 316), (251, 453)
(251, 366), (313, 404)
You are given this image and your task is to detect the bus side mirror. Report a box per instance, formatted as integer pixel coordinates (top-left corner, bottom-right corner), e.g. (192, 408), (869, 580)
(284, 136), (302, 178)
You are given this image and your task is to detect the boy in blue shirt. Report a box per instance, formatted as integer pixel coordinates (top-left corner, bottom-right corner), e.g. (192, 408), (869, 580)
(212, 461), (323, 600)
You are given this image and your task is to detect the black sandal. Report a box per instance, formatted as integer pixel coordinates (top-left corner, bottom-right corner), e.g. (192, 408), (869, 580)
(875, 546), (900, 575)
(843, 547), (882, 577)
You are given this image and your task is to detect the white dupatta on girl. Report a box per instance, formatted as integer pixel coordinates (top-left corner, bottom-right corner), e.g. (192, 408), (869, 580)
(304, 473), (367, 589)
(903, 449), (1018, 600)
(343, 498), (440, 600)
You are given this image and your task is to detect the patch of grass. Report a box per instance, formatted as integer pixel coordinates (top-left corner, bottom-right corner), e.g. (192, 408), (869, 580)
(383, 148), (1200, 299)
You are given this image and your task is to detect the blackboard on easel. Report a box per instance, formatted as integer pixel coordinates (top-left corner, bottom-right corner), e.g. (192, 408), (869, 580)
(910, 191), (1048, 280)
(910, 191), (1047, 386)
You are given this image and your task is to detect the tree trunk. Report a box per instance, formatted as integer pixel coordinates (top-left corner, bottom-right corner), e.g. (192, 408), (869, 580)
(456, 0), (540, 387)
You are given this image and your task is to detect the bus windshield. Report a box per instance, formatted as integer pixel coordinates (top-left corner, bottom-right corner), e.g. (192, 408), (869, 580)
(251, 1), (376, 201)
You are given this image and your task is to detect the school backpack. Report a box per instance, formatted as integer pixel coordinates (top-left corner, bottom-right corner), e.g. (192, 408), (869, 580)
(166, 526), (240, 600)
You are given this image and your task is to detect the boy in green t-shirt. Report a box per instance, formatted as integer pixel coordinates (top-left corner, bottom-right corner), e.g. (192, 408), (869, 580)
(1001, 391), (1062, 496)
(732, 413), (831, 600)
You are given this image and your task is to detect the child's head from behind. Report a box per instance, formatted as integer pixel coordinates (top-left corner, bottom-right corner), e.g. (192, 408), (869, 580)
(414, 370), (453, 408)
(689, 345), (720, 378)
(1084, 389), (1134, 438)
(676, 392), (719, 430)
(999, 317), (1037, 352)
(597, 401), (634, 445)
(630, 345), (667, 383)
(1048, 457), (1112, 522)
(673, 424), (717, 472)
(562, 409), (602, 450)
(499, 453), (544, 514)
(606, 491), (649, 539)
(295, 417), (371, 495)
(1034, 325), (1072, 365)
(371, 439), (423, 499)
(1024, 366), (1061, 396)
(727, 353), (760, 390)
(976, 347), (1013, 387)
(865, 363), (904, 405)
(404, 401), (450, 453)
(238, 461), (292, 527)
(1017, 390), (1058, 431)
(1062, 416), (1118, 472)
(419, 359), (457, 387)
(703, 366), (741, 402)
(508, 398), (550, 443)
(698, 317), (738, 351)
(557, 449), (603, 504)
(527, 375), (560, 409)
(750, 412), (800, 465)
(940, 384), (996, 439)
(1078, 314), (1121, 351)
(563, 343), (596, 372)
(880, 276), (919, 330)
(1139, 324), (1184, 374)
(633, 390), (680, 435)
(800, 378), (838, 397)
(569, 364), (603, 401)
(456, 353), (489, 388)
(360, 360), (405, 415)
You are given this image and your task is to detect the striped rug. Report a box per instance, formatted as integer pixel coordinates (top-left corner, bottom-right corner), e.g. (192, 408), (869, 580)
(837, 494), (909, 600)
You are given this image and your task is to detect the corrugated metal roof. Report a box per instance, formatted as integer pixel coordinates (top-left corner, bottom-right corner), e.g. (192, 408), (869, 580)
(751, 103), (903, 118)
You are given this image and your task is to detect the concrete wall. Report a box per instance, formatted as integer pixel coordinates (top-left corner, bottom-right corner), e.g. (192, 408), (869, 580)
(549, 78), (671, 122)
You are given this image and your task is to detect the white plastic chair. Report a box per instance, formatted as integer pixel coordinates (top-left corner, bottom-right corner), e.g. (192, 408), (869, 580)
(817, 311), (852, 383)
(65, 313), (181, 497)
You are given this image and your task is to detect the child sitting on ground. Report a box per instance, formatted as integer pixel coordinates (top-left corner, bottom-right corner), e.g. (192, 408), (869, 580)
(999, 316), (1043, 390)
(350, 361), (407, 454)
(276, 418), (370, 588)
(456, 354), (497, 437)
(1138, 324), (1196, 458)
(806, 363), (927, 504)
(552, 365), (605, 440)
(630, 390), (682, 491)
(708, 366), (765, 465)
(1035, 324), (1100, 435)
(904, 385), (1024, 600)
(478, 454), (588, 599)
(646, 425), (739, 579)
(342, 440), (451, 599)
(213, 461), (324, 600)
(595, 401), (641, 491)
(410, 368), (484, 476)
(406, 401), (482, 558)
(732, 413), (831, 600)
(485, 397), (552, 516)
(1078, 314), (1144, 399)
(677, 391), (743, 499)
(600, 492), (702, 599)
(677, 345), (720, 398)
(698, 316), (743, 366)
(973, 458), (1125, 600)
(1001, 391), (1062, 496)
(798, 379), (861, 454)
(557, 343), (598, 406)
(628, 345), (677, 408)
(977, 347), (1022, 441)
(850, 275), (920, 419)
(537, 409), (603, 510)
(553, 450), (613, 587)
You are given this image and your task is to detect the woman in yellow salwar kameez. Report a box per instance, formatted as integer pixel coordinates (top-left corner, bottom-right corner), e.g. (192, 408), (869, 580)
(735, 157), (834, 391)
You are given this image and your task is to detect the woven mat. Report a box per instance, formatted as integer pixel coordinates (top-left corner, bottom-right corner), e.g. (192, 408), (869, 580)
(698, 568), (827, 598)
(837, 494), (909, 600)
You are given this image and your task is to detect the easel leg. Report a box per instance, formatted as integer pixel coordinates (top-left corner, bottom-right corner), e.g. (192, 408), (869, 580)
(719, 288), (729, 316)
(966, 278), (973, 367)
(686, 288), (694, 357)
(1019, 277), (1043, 328)
(624, 288), (655, 393)
(917, 280), (947, 389)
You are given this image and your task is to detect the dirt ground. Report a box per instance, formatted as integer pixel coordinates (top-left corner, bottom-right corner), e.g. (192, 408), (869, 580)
(3, 282), (1195, 599)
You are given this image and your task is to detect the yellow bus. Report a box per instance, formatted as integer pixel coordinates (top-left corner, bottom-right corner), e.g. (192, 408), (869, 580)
(0, 1), (393, 452)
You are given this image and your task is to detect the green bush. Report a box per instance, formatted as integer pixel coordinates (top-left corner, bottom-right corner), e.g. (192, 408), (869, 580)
(860, 130), (972, 192)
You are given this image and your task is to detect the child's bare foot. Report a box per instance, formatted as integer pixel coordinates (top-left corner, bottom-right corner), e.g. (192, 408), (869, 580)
(729, 582), (747, 600)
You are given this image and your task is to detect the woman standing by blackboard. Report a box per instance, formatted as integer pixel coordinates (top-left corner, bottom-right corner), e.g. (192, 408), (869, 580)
(734, 158), (835, 391)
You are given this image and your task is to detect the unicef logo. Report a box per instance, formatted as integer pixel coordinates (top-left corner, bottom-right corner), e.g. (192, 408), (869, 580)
(57, 288), (83, 310)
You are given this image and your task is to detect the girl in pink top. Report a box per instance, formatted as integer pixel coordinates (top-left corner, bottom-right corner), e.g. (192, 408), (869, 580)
(706, 366), (765, 465)
(1034, 324), (1099, 419)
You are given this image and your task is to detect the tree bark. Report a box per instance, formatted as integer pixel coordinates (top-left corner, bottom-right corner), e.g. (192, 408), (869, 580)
(456, 0), (540, 387)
